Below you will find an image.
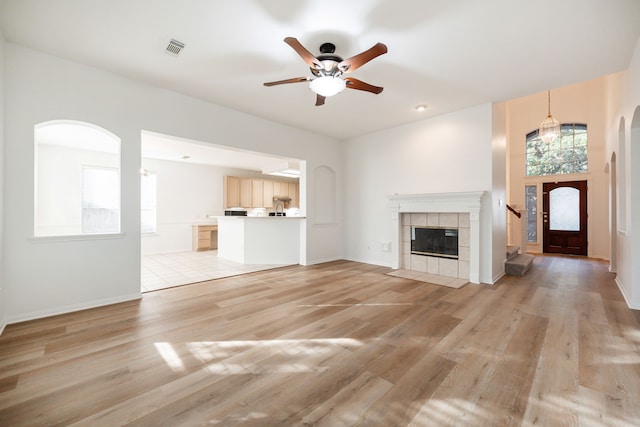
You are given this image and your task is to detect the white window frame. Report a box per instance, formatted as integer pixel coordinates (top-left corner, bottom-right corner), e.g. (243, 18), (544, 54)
(141, 170), (157, 234)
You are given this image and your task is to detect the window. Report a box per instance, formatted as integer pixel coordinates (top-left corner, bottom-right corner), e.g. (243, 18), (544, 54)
(526, 123), (587, 176)
(525, 185), (537, 243)
(141, 170), (157, 233)
(82, 166), (120, 233)
(35, 120), (120, 237)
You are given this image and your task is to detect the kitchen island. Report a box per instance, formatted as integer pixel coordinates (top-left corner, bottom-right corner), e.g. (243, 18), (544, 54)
(216, 216), (305, 265)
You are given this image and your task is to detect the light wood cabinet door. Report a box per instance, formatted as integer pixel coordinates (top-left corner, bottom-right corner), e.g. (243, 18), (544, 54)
(262, 179), (274, 208)
(224, 176), (240, 208)
(251, 179), (264, 208)
(273, 181), (286, 198)
(239, 178), (252, 208)
(288, 182), (299, 208)
(192, 225), (218, 251)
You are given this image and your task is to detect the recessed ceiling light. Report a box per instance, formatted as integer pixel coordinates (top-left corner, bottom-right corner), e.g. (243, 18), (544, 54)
(415, 104), (428, 112)
(181, 155), (190, 159)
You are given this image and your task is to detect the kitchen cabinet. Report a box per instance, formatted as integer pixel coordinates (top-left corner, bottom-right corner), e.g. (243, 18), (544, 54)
(192, 225), (218, 251)
(273, 181), (288, 199)
(251, 179), (264, 208)
(262, 179), (274, 208)
(224, 176), (240, 208)
(239, 178), (251, 207)
(288, 182), (299, 208)
(224, 176), (298, 209)
(224, 176), (252, 208)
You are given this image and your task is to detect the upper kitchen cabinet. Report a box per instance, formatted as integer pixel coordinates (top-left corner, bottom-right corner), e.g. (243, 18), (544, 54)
(262, 180), (274, 208)
(273, 181), (288, 199)
(224, 176), (252, 208)
(288, 182), (299, 208)
(251, 179), (264, 208)
(224, 176), (298, 209)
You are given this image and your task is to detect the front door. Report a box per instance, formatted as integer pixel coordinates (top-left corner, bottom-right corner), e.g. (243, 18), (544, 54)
(542, 180), (588, 255)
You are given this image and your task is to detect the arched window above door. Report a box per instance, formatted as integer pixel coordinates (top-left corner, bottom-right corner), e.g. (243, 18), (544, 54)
(525, 123), (587, 176)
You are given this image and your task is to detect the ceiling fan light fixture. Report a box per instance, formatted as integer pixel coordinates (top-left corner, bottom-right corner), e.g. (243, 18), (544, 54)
(309, 76), (346, 97)
(538, 90), (561, 144)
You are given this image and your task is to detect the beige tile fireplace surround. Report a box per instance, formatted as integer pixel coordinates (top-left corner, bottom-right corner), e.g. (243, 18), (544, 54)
(389, 191), (484, 284)
(400, 212), (470, 279)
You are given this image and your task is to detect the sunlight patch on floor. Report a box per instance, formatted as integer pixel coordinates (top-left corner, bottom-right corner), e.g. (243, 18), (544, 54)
(297, 303), (416, 307)
(408, 398), (492, 426)
(154, 342), (186, 372)
(525, 392), (640, 427)
(187, 338), (362, 359)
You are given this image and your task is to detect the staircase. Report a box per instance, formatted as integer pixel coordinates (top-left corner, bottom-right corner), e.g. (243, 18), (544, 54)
(505, 245), (534, 276)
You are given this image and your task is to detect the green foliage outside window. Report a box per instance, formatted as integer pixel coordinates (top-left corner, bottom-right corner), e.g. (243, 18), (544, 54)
(526, 124), (587, 176)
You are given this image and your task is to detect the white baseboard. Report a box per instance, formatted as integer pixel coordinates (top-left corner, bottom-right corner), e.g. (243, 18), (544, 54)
(491, 271), (505, 285)
(615, 277), (640, 310)
(5, 293), (142, 325)
(303, 256), (344, 266)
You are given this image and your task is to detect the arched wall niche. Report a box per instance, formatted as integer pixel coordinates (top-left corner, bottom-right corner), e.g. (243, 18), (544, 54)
(618, 117), (627, 232)
(631, 107), (640, 229)
(609, 152), (617, 272)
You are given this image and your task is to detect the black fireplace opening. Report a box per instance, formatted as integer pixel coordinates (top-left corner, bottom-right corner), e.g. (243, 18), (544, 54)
(411, 227), (459, 259)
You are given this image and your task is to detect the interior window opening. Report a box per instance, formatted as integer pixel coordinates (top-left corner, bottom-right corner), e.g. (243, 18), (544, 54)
(34, 120), (121, 237)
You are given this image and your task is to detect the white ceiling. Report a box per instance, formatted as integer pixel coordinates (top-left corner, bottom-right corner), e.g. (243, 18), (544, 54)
(141, 131), (300, 172)
(1, 0), (639, 146)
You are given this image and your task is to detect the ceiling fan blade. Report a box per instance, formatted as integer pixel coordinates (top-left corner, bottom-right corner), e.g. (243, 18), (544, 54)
(339, 42), (388, 73)
(315, 94), (326, 106)
(284, 37), (321, 69)
(344, 77), (384, 94)
(263, 77), (309, 87)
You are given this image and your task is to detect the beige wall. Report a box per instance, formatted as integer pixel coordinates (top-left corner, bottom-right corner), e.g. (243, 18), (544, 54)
(506, 78), (609, 260)
(602, 36), (640, 309)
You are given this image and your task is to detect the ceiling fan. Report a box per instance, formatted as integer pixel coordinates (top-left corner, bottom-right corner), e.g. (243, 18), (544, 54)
(263, 37), (388, 106)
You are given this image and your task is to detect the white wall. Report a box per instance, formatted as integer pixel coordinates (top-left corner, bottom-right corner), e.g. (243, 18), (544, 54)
(491, 102), (508, 282)
(344, 104), (498, 284)
(506, 79), (610, 260)
(3, 43), (343, 323)
(604, 35), (640, 309)
(0, 32), (5, 333)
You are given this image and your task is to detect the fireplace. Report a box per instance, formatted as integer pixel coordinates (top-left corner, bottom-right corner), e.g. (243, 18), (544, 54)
(389, 192), (484, 284)
(411, 226), (459, 259)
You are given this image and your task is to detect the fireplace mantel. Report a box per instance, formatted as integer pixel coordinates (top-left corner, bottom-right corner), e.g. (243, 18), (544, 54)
(389, 191), (484, 283)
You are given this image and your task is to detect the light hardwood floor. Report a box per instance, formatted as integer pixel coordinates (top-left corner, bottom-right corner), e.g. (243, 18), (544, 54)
(1, 256), (639, 426)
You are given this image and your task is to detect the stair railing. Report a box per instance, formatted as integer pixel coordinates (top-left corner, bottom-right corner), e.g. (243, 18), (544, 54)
(506, 204), (521, 218)
(506, 204), (527, 250)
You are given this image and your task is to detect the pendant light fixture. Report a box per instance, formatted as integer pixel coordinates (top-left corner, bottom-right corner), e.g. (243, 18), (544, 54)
(538, 90), (561, 144)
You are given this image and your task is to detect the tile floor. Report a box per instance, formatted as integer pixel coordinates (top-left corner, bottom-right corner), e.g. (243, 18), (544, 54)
(386, 269), (468, 289)
(141, 250), (289, 292)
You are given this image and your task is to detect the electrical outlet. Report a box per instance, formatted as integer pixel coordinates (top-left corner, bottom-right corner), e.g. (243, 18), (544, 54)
(381, 241), (391, 252)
